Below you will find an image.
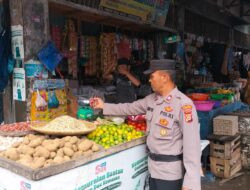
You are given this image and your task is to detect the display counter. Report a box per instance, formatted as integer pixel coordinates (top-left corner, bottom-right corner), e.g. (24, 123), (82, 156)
(0, 141), (148, 190)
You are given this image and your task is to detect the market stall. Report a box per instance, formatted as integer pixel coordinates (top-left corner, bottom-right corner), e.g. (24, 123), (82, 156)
(0, 115), (148, 190)
(1, 0), (250, 189)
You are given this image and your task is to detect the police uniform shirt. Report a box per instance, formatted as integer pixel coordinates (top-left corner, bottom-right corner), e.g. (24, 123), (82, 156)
(103, 87), (201, 190)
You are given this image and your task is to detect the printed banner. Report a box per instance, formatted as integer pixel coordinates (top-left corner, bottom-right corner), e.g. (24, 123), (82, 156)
(25, 60), (48, 78)
(13, 68), (26, 101)
(100, 0), (153, 21)
(100, 0), (169, 25)
(0, 144), (149, 190)
(11, 25), (24, 59)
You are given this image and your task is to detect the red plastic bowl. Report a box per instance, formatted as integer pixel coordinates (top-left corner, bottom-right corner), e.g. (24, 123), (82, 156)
(194, 101), (215, 111)
(189, 93), (209, 101)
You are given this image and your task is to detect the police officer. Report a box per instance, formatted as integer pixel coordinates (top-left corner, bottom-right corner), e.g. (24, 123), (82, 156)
(91, 62), (201, 190)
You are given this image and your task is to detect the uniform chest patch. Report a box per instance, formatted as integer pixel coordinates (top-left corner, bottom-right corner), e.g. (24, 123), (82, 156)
(160, 128), (168, 136)
(165, 106), (173, 112)
(182, 105), (193, 123)
(159, 118), (169, 127)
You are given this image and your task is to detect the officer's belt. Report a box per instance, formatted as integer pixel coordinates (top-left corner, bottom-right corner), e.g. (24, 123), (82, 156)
(149, 153), (183, 162)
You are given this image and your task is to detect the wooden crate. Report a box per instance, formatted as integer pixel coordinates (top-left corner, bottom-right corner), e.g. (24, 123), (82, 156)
(213, 115), (238, 136)
(209, 134), (241, 159)
(210, 153), (242, 178)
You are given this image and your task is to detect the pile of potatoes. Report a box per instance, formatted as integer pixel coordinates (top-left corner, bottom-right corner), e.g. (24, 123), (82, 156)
(0, 134), (100, 169)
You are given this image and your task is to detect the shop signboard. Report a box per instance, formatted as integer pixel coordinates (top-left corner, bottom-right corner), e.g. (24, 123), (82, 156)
(13, 68), (26, 102)
(100, 0), (169, 25)
(0, 144), (149, 190)
(100, 0), (153, 21)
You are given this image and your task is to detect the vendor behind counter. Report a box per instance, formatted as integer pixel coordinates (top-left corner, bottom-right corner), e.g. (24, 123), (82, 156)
(115, 58), (141, 103)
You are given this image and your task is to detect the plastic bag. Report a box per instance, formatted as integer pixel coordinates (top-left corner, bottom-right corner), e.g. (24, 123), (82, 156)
(37, 41), (63, 72)
(48, 90), (59, 109)
(35, 90), (47, 109)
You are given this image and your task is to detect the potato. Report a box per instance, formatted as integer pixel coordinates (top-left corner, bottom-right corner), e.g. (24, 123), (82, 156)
(44, 159), (54, 168)
(72, 144), (78, 152)
(58, 139), (65, 148)
(49, 152), (56, 159)
(31, 157), (46, 169)
(17, 144), (28, 154)
(69, 136), (78, 144)
(27, 134), (38, 141)
(63, 136), (71, 142)
(92, 143), (100, 152)
(29, 138), (43, 148)
(11, 141), (22, 148)
(47, 143), (59, 152)
(53, 156), (64, 164)
(53, 138), (60, 143)
(5, 148), (19, 161)
(24, 147), (35, 156)
(23, 137), (30, 145)
(34, 146), (50, 159)
(72, 151), (82, 159)
(64, 156), (70, 161)
(63, 147), (74, 157)
(64, 142), (72, 148)
(78, 140), (93, 151)
(20, 154), (33, 161)
(83, 150), (93, 157)
(42, 139), (51, 147)
(56, 148), (64, 157)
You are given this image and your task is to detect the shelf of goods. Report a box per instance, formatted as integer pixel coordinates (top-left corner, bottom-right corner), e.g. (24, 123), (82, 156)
(49, 0), (177, 33)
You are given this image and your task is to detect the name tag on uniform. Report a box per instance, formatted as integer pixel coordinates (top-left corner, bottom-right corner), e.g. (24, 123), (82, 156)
(160, 111), (174, 119)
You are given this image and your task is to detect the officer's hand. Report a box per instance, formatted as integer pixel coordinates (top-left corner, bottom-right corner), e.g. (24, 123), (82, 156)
(182, 187), (189, 190)
(89, 98), (104, 109)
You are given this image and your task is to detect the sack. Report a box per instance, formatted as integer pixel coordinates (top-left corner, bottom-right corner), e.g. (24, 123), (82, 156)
(35, 90), (47, 109)
(48, 90), (59, 109)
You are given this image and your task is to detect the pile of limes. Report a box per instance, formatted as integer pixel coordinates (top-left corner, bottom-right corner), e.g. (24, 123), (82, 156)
(87, 123), (144, 149)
